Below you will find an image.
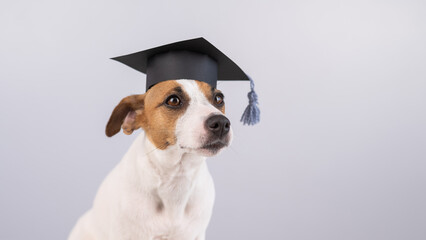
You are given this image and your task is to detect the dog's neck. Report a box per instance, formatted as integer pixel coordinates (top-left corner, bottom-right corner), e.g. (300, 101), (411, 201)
(131, 133), (207, 217)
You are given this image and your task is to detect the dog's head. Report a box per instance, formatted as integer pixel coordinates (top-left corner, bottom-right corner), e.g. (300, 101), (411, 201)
(106, 80), (232, 156)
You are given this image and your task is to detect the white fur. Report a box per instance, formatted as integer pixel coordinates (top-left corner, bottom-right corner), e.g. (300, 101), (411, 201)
(68, 80), (231, 240)
(175, 80), (233, 156)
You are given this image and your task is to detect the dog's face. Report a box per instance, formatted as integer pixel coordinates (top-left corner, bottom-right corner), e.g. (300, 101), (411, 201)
(106, 80), (232, 156)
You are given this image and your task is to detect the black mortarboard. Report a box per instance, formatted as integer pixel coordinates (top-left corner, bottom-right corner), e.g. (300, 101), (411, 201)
(111, 37), (259, 125)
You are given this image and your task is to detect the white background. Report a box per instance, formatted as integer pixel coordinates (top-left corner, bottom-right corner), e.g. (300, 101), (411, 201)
(1, 0), (425, 239)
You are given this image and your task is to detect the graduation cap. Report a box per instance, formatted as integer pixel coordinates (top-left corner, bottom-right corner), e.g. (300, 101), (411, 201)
(111, 37), (259, 125)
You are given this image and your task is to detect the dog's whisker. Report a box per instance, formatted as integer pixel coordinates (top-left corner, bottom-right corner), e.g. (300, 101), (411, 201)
(143, 142), (170, 156)
(141, 136), (179, 157)
(226, 145), (240, 156)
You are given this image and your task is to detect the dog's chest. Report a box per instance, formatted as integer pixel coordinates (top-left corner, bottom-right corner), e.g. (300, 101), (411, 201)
(119, 159), (214, 239)
(149, 199), (205, 240)
(152, 164), (209, 238)
(118, 198), (205, 240)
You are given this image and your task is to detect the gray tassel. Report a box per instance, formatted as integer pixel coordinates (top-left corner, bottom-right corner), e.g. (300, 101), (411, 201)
(240, 76), (260, 125)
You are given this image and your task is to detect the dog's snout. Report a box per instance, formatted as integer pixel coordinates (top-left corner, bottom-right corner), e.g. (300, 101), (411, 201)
(205, 115), (230, 138)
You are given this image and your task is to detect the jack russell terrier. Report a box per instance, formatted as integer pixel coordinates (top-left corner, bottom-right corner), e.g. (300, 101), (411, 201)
(69, 37), (259, 240)
(69, 79), (232, 240)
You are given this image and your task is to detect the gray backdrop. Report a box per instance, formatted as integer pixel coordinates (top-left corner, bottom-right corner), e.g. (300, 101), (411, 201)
(1, 0), (425, 239)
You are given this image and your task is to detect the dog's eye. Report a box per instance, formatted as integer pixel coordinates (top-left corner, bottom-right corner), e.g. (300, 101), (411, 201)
(214, 93), (224, 106)
(166, 95), (181, 107)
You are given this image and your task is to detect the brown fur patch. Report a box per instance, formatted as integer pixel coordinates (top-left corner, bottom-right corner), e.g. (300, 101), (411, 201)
(137, 80), (189, 149)
(106, 81), (189, 148)
(196, 81), (225, 114)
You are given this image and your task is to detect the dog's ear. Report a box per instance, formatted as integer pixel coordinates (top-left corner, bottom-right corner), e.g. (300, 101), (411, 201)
(105, 94), (145, 137)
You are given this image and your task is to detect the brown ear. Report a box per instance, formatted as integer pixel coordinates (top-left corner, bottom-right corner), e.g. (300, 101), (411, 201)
(105, 94), (145, 137)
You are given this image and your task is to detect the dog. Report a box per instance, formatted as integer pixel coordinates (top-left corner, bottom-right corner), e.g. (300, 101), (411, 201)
(69, 79), (232, 240)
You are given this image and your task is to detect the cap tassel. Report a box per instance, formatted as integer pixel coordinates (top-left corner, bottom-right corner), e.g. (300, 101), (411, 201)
(240, 76), (260, 125)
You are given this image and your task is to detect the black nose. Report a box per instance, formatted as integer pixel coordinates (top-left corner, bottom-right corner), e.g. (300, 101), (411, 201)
(205, 115), (231, 139)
